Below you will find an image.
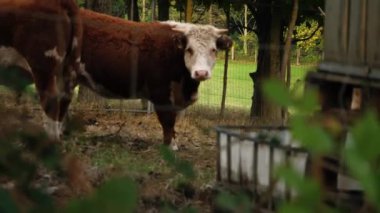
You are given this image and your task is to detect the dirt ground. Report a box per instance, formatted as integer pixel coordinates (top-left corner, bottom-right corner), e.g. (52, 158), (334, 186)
(0, 91), (251, 212)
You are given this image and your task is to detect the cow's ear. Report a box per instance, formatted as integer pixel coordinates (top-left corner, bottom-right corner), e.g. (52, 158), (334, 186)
(173, 34), (187, 50)
(216, 35), (233, 50)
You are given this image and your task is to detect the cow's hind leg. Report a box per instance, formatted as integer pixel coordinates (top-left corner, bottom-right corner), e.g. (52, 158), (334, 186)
(155, 109), (179, 151)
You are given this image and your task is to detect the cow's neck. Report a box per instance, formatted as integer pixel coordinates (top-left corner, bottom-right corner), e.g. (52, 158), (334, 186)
(170, 70), (200, 109)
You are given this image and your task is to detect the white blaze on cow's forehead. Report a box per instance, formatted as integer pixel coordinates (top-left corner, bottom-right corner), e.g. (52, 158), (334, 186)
(186, 28), (218, 50)
(187, 26), (219, 40)
(44, 47), (64, 63)
(0, 46), (32, 72)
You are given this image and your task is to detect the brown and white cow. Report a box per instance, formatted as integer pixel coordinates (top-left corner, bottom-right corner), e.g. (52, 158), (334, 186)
(0, 0), (83, 139)
(77, 9), (232, 149)
(0, 5), (231, 149)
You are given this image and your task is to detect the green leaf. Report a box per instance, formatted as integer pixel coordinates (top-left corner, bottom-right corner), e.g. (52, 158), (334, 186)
(65, 178), (138, 213)
(29, 188), (55, 213)
(280, 203), (308, 213)
(159, 145), (176, 166)
(175, 160), (195, 180)
(345, 149), (378, 202)
(351, 110), (380, 161)
(293, 89), (319, 113)
(215, 191), (240, 211)
(95, 178), (138, 212)
(276, 166), (304, 190)
(263, 80), (293, 107)
(290, 116), (333, 155)
(0, 67), (32, 92)
(159, 145), (196, 180)
(343, 111), (380, 209)
(181, 206), (198, 213)
(276, 166), (321, 203)
(0, 189), (19, 213)
(215, 191), (251, 212)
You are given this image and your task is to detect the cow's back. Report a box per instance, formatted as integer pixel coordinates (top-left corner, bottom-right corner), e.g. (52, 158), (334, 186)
(79, 9), (187, 100)
(0, 0), (82, 82)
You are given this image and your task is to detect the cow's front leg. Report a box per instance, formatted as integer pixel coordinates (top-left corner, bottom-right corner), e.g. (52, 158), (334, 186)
(38, 88), (74, 141)
(155, 109), (178, 150)
(35, 70), (76, 141)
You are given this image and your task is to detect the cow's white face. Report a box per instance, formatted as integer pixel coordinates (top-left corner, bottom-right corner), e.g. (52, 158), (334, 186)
(165, 22), (232, 81)
(183, 31), (218, 81)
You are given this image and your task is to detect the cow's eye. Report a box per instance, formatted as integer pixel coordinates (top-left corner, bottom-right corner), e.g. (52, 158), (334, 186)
(211, 48), (217, 54)
(186, 48), (194, 55)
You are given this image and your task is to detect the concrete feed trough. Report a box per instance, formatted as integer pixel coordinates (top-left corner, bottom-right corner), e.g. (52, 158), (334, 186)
(215, 126), (309, 198)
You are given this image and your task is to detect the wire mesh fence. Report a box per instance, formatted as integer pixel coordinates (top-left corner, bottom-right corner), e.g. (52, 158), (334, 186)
(0, 59), (315, 117)
(194, 60), (316, 113)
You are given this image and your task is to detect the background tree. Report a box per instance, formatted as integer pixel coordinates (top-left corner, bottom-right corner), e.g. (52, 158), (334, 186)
(113, 0), (128, 17)
(125, 0), (140, 21)
(85, 0), (113, 13)
(201, 0), (323, 122)
(294, 20), (323, 65)
(157, 0), (170, 20)
(229, 4), (257, 60)
(243, 0), (324, 122)
(185, 0), (193, 22)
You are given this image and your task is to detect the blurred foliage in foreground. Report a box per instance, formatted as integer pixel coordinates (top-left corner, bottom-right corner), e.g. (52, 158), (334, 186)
(216, 80), (380, 212)
(265, 79), (380, 212)
(0, 104), (138, 213)
(1, 70), (380, 212)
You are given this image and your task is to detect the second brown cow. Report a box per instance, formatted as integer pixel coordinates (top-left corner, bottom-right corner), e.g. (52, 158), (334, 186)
(78, 9), (232, 149)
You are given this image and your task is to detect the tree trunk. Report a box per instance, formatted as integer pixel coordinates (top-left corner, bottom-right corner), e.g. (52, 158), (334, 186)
(185, 0), (193, 23)
(85, 0), (112, 14)
(208, 4), (213, 24)
(243, 5), (248, 56)
(231, 45), (235, 60)
(151, 0), (157, 21)
(250, 0), (284, 124)
(157, 0), (170, 21)
(281, 0), (299, 125)
(281, 0), (298, 81)
(142, 0), (146, 21)
(296, 48), (301, 65)
(125, 0), (140, 21)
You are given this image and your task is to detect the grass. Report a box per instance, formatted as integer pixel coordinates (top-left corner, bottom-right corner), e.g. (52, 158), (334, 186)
(197, 60), (316, 110)
(56, 110), (223, 211)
